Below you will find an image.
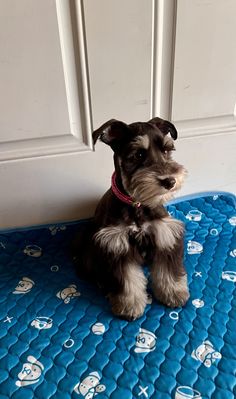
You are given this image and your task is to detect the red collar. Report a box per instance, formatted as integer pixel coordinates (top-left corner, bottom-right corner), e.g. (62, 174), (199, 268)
(111, 172), (141, 208)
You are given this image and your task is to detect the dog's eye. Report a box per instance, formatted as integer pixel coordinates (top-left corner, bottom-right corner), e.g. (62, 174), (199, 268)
(135, 149), (147, 160)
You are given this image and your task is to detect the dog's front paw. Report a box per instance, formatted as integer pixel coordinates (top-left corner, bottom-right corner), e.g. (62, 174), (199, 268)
(109, 294), (147, 321)
(163, 287), (190, 308)
(112, 303), (145, 321)
(152, 274), (190, 308)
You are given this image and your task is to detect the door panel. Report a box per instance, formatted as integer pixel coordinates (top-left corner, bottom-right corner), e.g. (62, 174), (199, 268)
(172, 0), (236, 121)
(0, 0), (235, 229)
(151, 0), (236, 196)
(84, 0), (152, 126)
(0, 0), (70, 141)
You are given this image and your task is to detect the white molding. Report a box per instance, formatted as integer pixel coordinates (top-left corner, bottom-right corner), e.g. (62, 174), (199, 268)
(0, 0), (93, 162)
(150, 0), (177, 120)
(175, 114), (236, 139)
(56, 0), (93, 146)
(151, 0), (236, 139)
(0, 135), (92, 163)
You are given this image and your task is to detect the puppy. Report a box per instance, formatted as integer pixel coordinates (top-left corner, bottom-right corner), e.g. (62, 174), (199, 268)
(73, 117), (189, 320)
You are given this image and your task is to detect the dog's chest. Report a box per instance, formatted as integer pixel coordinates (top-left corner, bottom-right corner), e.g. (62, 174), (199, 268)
(94, 216), (183, 259)
(128, 222), (154, 249)
(128, 216), (183, 252)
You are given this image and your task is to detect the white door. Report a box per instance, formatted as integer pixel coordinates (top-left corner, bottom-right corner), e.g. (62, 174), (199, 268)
(0, 0), (235, 229)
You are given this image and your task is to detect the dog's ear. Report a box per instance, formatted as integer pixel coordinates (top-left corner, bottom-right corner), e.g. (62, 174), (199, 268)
(149, 117), (178, 140)
(92, 119), (130, 149)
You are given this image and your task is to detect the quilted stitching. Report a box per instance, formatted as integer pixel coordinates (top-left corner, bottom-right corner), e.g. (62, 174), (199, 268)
(0, 193), (235, 399)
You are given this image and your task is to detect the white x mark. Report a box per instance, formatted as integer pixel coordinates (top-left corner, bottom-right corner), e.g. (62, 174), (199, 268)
(3, 316), (13, 323)
(138, 385), (148, 398)
(195, 271), (202, 277)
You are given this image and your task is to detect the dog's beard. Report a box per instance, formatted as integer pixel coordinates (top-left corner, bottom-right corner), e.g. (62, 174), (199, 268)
(127, 165), (187, 208)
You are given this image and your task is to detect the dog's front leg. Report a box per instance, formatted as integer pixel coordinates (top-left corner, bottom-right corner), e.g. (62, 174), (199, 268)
(151, 252), (189, 308)
(94, 225), (147, 320)
(150, 218), (189, 308)
(109, 259), (148, 321)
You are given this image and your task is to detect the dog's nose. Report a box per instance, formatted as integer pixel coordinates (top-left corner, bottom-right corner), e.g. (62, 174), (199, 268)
(161, 177), (176, 190)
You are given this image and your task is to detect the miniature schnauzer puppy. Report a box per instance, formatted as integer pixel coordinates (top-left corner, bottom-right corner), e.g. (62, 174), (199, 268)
(73, 117), (189, 320)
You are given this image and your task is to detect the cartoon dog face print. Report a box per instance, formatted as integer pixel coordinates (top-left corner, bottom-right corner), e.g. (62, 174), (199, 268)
(191, 340), (221, 367)
(187, 241), (203, 255)
(31, 316), (53, 330)
(15, 356), (44, 387)
(23, 245), (42, 257)
(13, 277), (35, 294)
(56, 285), (80, 304)
(74, 371), (106, 398)
(134, 328), (157, 353)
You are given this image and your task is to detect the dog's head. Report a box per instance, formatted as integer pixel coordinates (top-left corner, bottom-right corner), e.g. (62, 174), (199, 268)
(93, 117), (186, 207)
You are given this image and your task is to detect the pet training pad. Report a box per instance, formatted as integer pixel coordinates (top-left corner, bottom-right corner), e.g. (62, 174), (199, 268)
(0, 192), (235, 399)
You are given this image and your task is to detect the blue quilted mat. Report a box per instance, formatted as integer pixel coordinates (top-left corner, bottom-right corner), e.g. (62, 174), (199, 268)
(0, 193), (236, 399)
